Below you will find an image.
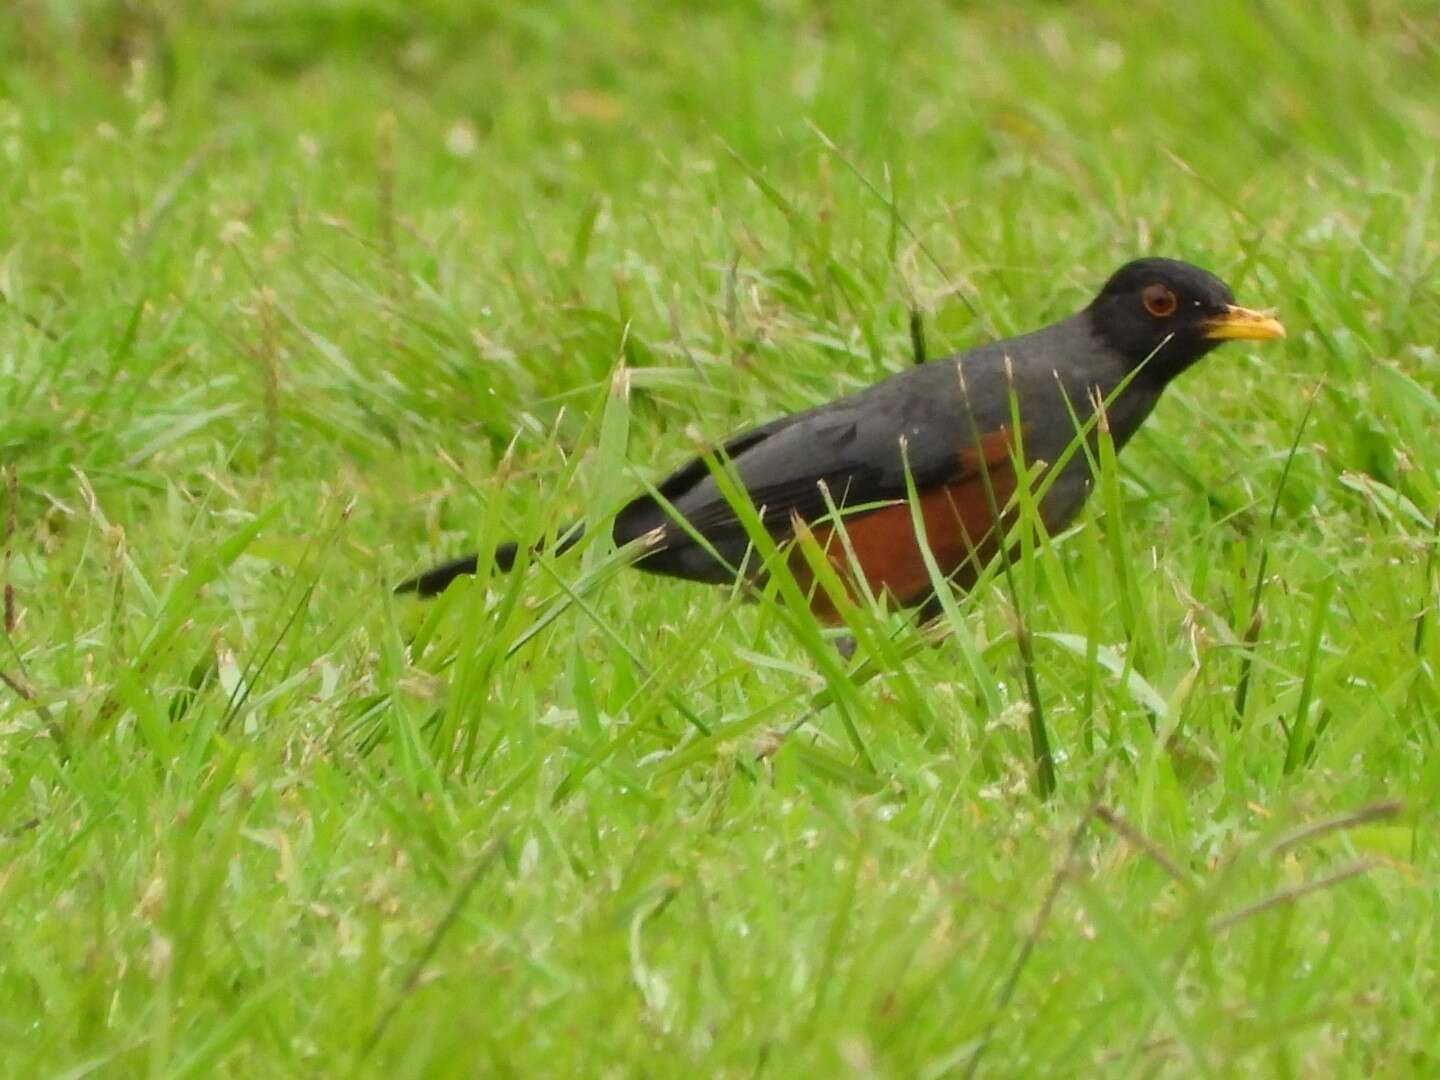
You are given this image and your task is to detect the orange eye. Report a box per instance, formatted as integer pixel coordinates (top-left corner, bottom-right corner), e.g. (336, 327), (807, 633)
(1142, 284), (1178, 317)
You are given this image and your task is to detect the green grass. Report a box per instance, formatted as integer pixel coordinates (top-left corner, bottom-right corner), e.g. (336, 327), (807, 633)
(2, 0), (1438, 1074)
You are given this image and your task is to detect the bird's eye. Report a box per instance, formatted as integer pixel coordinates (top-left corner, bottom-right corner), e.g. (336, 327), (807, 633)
(1142, 284), (1178, 317)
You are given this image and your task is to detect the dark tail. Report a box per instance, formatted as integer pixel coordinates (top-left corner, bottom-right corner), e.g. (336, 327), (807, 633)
(394, 524), (584, 597)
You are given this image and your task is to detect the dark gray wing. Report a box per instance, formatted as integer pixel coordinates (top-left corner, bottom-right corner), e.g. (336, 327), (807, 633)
(612, 357), (1013, 582)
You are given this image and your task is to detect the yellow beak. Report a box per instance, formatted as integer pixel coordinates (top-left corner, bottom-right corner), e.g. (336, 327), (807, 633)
(1202, 304), (1286, 341)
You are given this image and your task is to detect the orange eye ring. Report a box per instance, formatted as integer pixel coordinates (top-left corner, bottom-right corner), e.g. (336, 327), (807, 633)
(1142, 284), (1178, 317)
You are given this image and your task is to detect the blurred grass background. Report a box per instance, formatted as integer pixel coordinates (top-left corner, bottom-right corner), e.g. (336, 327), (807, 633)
(1, 0), (1438, 1075)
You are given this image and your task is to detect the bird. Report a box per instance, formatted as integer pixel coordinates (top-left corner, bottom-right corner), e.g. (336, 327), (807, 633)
(397, 258), (1284, 626)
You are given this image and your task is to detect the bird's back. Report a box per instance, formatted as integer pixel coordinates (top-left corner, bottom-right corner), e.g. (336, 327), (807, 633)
(616, 312), (1146, 580)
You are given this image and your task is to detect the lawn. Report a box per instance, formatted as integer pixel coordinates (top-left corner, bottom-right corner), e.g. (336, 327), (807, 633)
(2, 0), (1438, 1075)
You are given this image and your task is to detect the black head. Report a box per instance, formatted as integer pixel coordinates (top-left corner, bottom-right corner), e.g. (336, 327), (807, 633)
(1087, 257), (1284, 384)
